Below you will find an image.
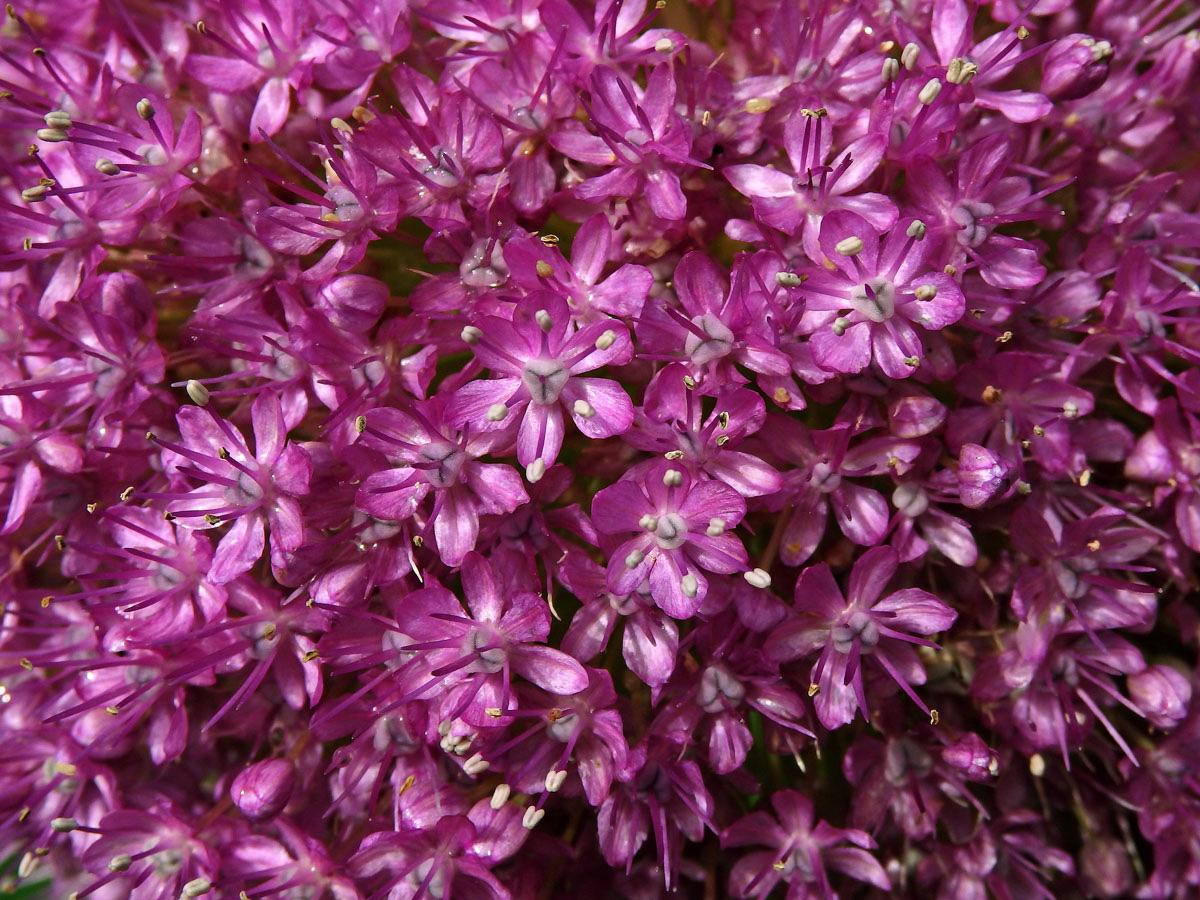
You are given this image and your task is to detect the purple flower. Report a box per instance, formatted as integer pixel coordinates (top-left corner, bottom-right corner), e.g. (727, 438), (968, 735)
(450, 293), (634, 473)
(230, 758), (296, 820)
(801, 212), (965, 378)
(592, 462), (749, 618)
(721, 789), (890, 900)
(159, 391), (312, 584)
(766, 547), (957, 728)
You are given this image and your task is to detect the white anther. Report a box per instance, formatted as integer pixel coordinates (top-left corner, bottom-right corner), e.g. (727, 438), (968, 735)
(182, 878), (212, 897)
(36, 127), (69, 142)
(136, 98), (156, 119)
(1029, 753), (1046, 777)
(463, 753), (490, 775)
(625, 549), (645, 569)
(665, 449), (685, 459)
(21, 185), (48, 202)
(906, 219), (927, 239)
(522, 806), (546, 829)
(918, 78), (942, 104)
(946, 57), (979, 85)
(775, 271), (802, 287)
(654, 38), (675, 53)
(744, 568), (772, 589)
(744, 97), (772, 114)
(535, 308), (553, 332)
(706, 517), (726, 537)
(595, 329), (617, 350)
(914, 284), (937, 301)
(491, 783), (511, 809)
(639, 514), (659, 532)
(525, 458), (546, 483)
(681, 573), (699, 598)
(901, 42), (920, 70)
(834, 236), (864, 256)
(50, 817), (77, 832)
(904, 356), (920, 367)
(108, 854), (132, 873)
(43, 109), (71, 129)
(487, 403), (508, 422)
(95, 157), (121, 175)
(1063, 400), (1079, 419)
(545, 769), (568, 792)
(831, 316), (850, 336)
(186, 380), (210, 406)
(485, 707), (503, 718)
(461, 325), (483, 345)
(573, 399), (595, 419)
(662, 469), (683, 487)
(881, 57), (900, 82)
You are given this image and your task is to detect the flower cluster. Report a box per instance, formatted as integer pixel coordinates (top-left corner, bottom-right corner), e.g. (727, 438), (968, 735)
(2, 1), (1199, 899)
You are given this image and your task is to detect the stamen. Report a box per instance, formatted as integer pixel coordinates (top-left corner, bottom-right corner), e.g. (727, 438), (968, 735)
(186, 380), (210, 405)
(918, 78), (942, 104)
(595, 329), (616, 350)
(662, 469), (683, 487)
(491, 783), (511, 809)
(573, 399), (595, 419)
(834, 236), (864, 256)
(901, 42), (920, 70)
(881, 57), (900, 82)
(463, 753), (489, 775)
(639, 514), (659, 532)
(182, 879), (212, 897)
(36, 128), (68, 142)
(906, 220), (927, 239)
(43, 110), (71, 129)
(946, 58), (979, 85)
(744, 568), (772, 589)
(775, 271), (802, 287)
(461, 325), (482, 345)
(525, 458), (546, 483)
(108, 854), (132, 872)
(545, 769), (568, 792)
(522, 806), (545, 828)
(831, 316), (850, 336)
(136, 98), (156, 120)
(625, 549), (645, 568)
(486, 403), (508, 422)
(706, 518), (725, 536)
(681, 574), (699, 598)
(535, 309), (553, 332)
(914, 285), (937, 301)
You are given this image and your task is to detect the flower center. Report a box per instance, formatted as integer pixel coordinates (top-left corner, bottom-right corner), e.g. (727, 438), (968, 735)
(892, 483), (929, 518)
(420, 442), (466, 489)
(951, 200), (995, 248)
(684, 313), (735, 364)
(832, 610), (880, 654)
(849, 278), (896, 322)
(654, 512), (689, 550)
(521, 358), (569, 405)
(466, 629), (506, 673)
(697, 665), (745, 713)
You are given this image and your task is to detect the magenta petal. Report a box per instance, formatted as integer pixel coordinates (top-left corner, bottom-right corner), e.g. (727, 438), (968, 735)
(562, 378), (633, 439)
(623, 610), (679, 686)
(809, 322), (872, 373)
(2, 460), (41, 535)
(846, 546), (899, 608)
(517, 402), (565, 467)
(250, 77), (292, 138)
(875, 588), (958, 634)
(512, 644), (588, 694)
(649, 553), (705, 618)
(210, 513), (265, 584)
(433, 487), (478, 568)
(592, 480), (650, 535)
(465, 462), (528, 516)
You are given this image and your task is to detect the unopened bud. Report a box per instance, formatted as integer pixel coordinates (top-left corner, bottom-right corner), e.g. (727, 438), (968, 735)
(231, 759), (295, 821)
